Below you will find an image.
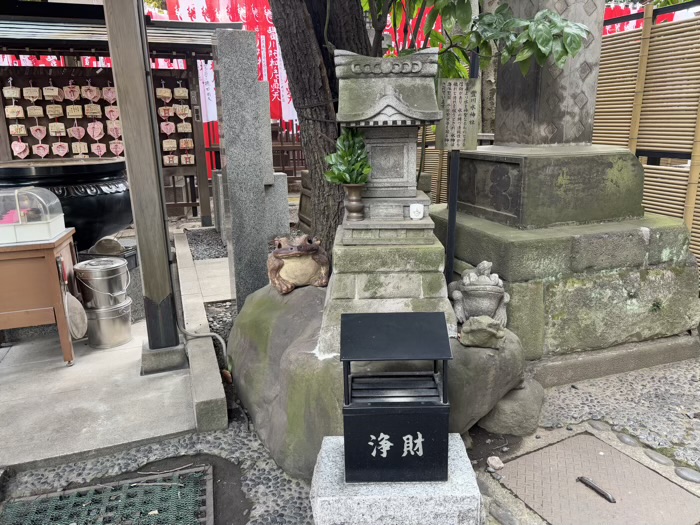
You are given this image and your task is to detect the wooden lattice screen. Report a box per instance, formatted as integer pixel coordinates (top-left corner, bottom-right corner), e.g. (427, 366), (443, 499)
(593, 14), (700, 264)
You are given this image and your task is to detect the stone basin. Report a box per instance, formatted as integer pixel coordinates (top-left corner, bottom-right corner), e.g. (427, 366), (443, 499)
(0, 159), (132, 250)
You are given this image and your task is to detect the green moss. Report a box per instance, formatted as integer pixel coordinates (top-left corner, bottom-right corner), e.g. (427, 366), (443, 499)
(422, 274), (447, 297)
(285, 358), (343, 463)
(234, 295), (288, 358)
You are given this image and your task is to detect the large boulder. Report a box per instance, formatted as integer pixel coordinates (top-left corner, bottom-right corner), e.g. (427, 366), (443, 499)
(228, 285), (343, 480)
(478, 378), (545, 436)
(448, 333), (525, 435)
(229, 285), (526, 480)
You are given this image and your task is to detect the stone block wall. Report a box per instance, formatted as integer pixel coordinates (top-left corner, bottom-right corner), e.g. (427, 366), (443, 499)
(432, 207), (700, 360)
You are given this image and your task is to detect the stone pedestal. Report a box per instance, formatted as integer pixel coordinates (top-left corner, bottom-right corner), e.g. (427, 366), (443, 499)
(310, 434), (482, 525)
(432, 207), (700, 362)
(458, 145), (644, 228)
(318, 232), (457, 356)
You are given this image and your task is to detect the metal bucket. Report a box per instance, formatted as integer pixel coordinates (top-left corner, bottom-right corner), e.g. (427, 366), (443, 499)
(86, 297), (132, 349)
(75, 257), (129, 309)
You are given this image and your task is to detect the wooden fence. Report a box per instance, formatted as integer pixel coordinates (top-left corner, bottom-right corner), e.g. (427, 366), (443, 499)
(593, 6), (700, 260)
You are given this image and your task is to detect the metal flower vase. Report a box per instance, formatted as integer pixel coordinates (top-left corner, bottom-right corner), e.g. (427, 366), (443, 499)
(343, 184), (365, 221)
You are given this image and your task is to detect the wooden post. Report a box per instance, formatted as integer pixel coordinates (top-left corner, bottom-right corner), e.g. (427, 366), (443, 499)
(683, 96), (700, 231)
(187, 57), (213, 227)
(103, 0), (183, 361)
(628, 4), (654, 153)
(0, 95), (12, 161)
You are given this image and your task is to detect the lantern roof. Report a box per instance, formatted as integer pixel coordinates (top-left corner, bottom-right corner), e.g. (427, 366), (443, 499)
(340, 312), (452, 362)
(335, 49), (443, 126)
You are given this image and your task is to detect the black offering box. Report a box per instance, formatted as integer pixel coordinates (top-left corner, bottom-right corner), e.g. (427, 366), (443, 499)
(340, 312), (452, 483)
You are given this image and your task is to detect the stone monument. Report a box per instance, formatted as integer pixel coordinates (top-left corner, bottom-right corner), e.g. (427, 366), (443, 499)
(318, 48), (457, 356)
(432, 0), (700, 383)
(214, 30), (289, 311)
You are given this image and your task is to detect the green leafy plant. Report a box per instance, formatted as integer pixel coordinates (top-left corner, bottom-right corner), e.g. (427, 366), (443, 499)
(430, 4), (592, 77)
(363, 1), (591, 78)
(324, 128), (372, 185)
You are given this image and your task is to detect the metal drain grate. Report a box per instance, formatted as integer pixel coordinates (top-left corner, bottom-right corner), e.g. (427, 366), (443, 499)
(0, 466), (213, 525)
(500, 434), (700, 525)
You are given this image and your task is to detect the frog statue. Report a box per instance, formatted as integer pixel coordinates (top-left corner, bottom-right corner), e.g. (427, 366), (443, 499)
(267, 235), (330, 295)
(448, 261), (509, 328)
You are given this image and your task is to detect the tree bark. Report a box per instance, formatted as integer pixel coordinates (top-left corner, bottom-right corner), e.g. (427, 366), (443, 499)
(481, 0), (500, 134)
(270, 0), (369, 254)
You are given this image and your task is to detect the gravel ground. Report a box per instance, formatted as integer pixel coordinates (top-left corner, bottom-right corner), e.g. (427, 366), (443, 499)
(186, 227), (228, 260)
(4, 419), (313, 525)
(541, 358), (700, 468)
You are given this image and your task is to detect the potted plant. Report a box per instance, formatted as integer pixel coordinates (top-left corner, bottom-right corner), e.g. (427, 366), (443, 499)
(325, 127), (372, 221)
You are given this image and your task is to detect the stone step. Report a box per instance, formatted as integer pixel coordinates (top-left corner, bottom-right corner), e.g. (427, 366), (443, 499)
(362, 191), (431, 221)
(340, 217), (436, 245)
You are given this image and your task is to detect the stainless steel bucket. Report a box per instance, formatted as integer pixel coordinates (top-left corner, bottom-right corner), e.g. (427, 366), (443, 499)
(75, 257), (129, 309)
(86, 297), (132, 349)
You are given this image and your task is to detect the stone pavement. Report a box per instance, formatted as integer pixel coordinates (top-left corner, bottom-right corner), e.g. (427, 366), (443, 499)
(541, 357), (700, 467)
(0, 320), (195, 469)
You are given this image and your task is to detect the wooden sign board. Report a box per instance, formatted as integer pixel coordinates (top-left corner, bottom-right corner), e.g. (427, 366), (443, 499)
(436, 79), (479, 152)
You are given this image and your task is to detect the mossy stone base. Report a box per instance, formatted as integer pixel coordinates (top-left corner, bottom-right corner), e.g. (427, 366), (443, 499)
(433, 207), (700, 358)
(493, 260), (700, 359)
(432, 206), (691, 282)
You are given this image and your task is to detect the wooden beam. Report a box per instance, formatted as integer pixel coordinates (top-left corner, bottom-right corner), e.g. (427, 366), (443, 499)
(627, 5), (654, 153)
(0, 94), (12, 162)
(683, 89), (700, 231)
(103, 0), (179, 350)
(187, 57), (213, 226)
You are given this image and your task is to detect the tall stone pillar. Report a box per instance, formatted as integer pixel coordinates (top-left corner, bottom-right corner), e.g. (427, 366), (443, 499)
(214, 30), (289, 311)
(495, 0), (605, 145)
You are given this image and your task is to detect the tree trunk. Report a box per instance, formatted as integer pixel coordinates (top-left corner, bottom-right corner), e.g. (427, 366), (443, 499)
(270, 0), (370, 254)
(304, 0), (371, 102)
(481, 0), (500, 134)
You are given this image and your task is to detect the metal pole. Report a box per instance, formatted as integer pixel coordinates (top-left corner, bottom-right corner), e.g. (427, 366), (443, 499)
(444, 150), (460, 283)
(103, 0), (182, 363)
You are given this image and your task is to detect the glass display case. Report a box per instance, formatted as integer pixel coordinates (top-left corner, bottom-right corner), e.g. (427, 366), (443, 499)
(0, 187), (65, 244)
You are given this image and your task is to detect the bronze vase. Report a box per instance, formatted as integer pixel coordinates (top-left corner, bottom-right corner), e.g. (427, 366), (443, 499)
(343, 184), (365, 221)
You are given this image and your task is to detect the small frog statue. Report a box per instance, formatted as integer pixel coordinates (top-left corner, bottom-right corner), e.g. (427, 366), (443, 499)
(267, 235), (330, 295)
(448, 261), (509, 328)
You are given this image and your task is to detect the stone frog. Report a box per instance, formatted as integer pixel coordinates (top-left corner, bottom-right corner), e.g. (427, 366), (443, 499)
(267, 235), (330, 294)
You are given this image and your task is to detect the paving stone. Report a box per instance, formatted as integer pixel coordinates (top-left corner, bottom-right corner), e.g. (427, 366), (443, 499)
(676, 467), (700, 484)
(616, 433), (640, 447)
(645, 450), (675, 467)
(588, 420), (610, 431)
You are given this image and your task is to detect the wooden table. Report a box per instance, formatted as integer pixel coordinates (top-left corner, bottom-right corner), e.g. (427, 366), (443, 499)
(0, 228), (77, 365)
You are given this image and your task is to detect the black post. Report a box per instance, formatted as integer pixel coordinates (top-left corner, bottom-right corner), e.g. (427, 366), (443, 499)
(444, 149), (460, 283)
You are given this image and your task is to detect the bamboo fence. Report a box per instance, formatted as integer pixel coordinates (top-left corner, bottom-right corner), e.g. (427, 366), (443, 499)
(593, 13), (700, 261)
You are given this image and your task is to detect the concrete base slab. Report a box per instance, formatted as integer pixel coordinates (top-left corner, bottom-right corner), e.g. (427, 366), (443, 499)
(141, 338), (188, 375)
(529, 333), (700, 388)
(0, 322), (196, 470)
(173, 230), (229, 432)
(310, 434), (482, 525)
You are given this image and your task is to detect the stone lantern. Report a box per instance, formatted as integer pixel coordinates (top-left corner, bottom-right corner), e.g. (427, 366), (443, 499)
(317, 49), (456, 356)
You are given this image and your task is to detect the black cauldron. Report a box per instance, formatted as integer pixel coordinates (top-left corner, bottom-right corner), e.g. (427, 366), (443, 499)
(0, 159), (132, 250)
